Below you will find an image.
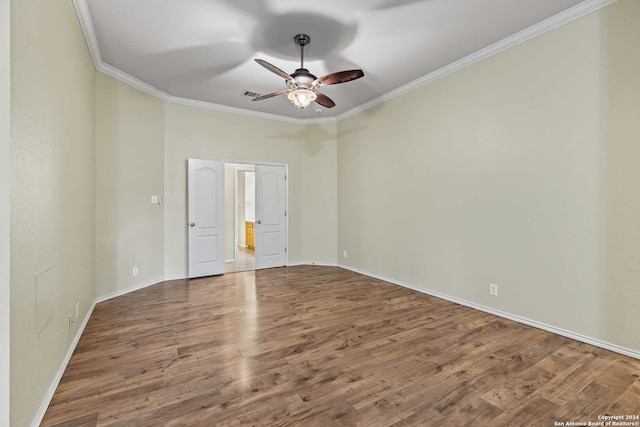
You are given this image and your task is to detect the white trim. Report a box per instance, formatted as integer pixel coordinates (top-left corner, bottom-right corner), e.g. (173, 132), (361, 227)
(72, 0), (618, 125)
(287, 261), (338, 268)
(234, 167), (239, 261)
(339, 264), (640, 361)
(71, 0), (334, 126)
(30, 301), (97, 427)
(31, 268), (233, 425)
(221, 159), (289, 270)
(221, 158), (287, 168)
(164, 94), (336, 126)
(31, 258), (639, 425)
(71, 0), (101, 69)
(337, 0), (620, 121)
(99, 63), (173, 102)
(94, 277), (165, 304)
(162, 275), (189, 282)
(284, 164), (289, 269)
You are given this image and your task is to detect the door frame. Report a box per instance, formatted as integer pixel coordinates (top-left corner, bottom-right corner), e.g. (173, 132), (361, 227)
(223, 158), (289, 269)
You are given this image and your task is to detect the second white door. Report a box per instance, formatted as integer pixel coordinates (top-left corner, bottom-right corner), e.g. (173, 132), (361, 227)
(255, 164), (287, 269)
(188, 158), (225, 278)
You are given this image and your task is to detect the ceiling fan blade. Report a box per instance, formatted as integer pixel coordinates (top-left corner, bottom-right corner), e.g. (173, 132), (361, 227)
(315, 92), (336, 109)
(251, 90), (289, 102)
(317, 69), (364, 86)
(255, 59), (294, 82)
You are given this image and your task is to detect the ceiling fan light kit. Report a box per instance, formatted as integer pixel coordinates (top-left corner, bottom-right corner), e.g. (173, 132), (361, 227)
(288, 89), (317, 109)
(253, 34), (364, 110)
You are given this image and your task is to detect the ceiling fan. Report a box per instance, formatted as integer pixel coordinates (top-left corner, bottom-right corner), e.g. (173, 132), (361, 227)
(252, 34), (364, 109)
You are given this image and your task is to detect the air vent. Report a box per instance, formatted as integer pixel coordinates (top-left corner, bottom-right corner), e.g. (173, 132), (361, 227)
(243, 90), (262, 98)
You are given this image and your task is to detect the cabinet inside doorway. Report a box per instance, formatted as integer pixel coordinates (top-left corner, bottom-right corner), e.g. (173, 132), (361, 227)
(245, 221), (255, 250)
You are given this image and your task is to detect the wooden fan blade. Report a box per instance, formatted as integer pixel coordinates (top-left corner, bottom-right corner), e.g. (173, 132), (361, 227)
(255, 59), (293, 82)
(317, 69), (364, 86)
(315, 92), (336, 108)
(252, 90), (289, 101)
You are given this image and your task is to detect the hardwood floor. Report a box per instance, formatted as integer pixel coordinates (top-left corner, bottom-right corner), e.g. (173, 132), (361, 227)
(42, 266), (640, 426)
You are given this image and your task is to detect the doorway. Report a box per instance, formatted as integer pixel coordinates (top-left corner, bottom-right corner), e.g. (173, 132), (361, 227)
(223, 161), (288, 273)
(189, 159), (288, 277)
(225, 163), (256, 273)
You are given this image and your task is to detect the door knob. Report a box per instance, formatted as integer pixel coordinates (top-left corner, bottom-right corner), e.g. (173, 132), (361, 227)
(257, 220), (262, 224)
(189, 222), (195, 227)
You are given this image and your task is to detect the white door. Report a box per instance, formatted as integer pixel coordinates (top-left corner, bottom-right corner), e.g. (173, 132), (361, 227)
(255, 165), (287, 269)
(188, 158), (225, 278)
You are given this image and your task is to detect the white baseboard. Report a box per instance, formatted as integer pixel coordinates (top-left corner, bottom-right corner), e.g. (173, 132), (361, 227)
(33, 261), (639, 427)
(95, 276), (166, 304)
(287, 261), (338, 267)
(163, 274), (188, 282)
(30, 300), (97, 427)
(339, 264), (640, 361)
(32, 276), (167, 426)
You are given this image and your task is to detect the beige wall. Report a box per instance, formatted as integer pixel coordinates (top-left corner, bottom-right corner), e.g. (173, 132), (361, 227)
(602, 0), (640, 351)
(8, 17), (338, 422)
(90, 84), (339, 287)
(10, 0), (96, 425)
(1, 0), (10, 423)
(8, 0), (639, 424)
(95, 74), (165, 296)
(338, 0), (639, 352)
(91, 77), (338, 289)
(164, 104), (338, 278)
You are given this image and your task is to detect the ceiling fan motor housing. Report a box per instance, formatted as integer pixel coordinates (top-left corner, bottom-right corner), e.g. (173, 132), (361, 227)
(289, 68), (318, 90)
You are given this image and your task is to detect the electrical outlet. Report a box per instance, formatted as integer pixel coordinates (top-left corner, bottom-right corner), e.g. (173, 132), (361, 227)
(75, 302), (80, 319)
(343, 251), (348, 258)
(367, 256), (373, 264)
(133, 266), (139, 276)
(489, 283), (498, 297)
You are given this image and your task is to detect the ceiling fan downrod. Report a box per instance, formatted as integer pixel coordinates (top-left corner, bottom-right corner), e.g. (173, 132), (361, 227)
(294, 34), (310, 69)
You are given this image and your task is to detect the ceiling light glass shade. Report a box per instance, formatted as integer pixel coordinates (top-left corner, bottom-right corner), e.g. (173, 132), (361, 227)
(287, 89), (317, 108)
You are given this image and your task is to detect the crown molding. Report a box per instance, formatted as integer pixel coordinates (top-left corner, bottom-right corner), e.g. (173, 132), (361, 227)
(337, 0), (620, 122)
(72, 0), (102, 70)
(163, 94), (338, 125)
(98, 62), (172, 101)
(74, 0), (618, 126)
(72, 1), (337, 125)
(98, 63), (330, 125)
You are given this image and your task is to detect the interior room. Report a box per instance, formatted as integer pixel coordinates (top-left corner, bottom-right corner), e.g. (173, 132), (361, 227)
(2, 0), (640, 425)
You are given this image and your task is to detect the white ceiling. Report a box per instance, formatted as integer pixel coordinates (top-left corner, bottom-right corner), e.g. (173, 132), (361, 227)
(74, 0), (607, 123)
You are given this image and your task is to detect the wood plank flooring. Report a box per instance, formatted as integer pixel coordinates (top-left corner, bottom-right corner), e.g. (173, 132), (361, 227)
(41, 266), (640, 426)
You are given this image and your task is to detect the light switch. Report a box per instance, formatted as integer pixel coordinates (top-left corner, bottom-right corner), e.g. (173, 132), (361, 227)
(151, 195), (159, 204)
